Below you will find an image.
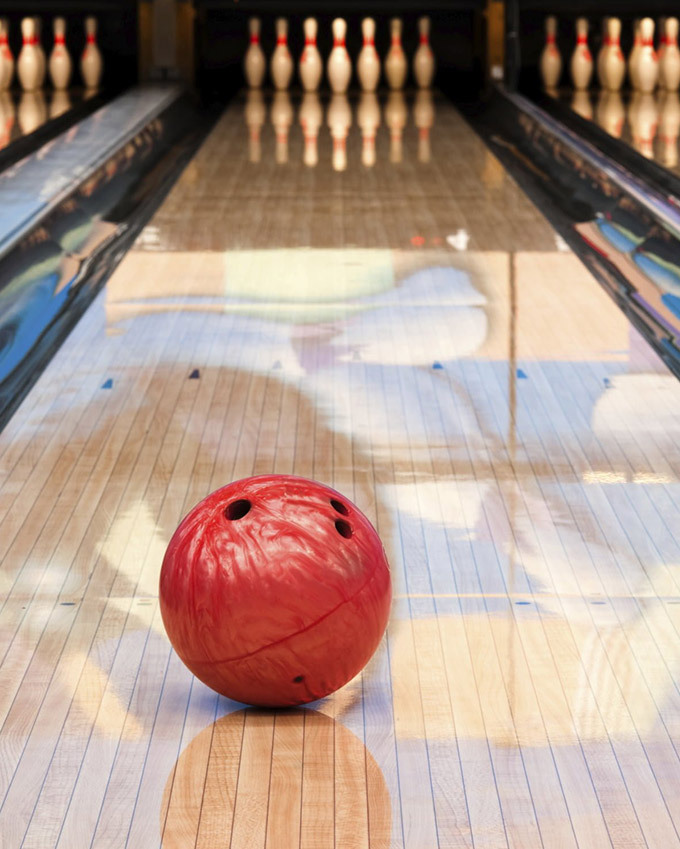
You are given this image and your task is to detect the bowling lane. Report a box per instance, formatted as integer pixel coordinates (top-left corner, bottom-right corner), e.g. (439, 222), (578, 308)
(2, 89), (680, 849)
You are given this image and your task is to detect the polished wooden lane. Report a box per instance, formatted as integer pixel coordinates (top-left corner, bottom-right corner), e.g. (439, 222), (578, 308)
(2, 90), (680, 848)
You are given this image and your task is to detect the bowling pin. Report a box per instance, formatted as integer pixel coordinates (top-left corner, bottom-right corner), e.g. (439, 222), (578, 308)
(629, 20), (641, 90)
(18, 18), (42, 92)
(34, 18), (47, 88)
(49, 17), (72, 90)
(244, 89), (265, 162)
(299, 17), (322, 92)
(244, 17), (265, 88)
(0, 19), (14, 92)
(299, 91), (322, 167)
(659, 90), (680, 166)
(658, 17), (668, 88)
(413, 16), (435, 88)
(636, 18), (658, 94)
(81, 17), (103, 89)
(384, 91), (407, 162)
(385, 18), (407, 90)
(570, 18), (593, 90)
(600, 18), (625, 91)
(660, 18), (680, 92)
(327, 18), (351, 95)
(596, 18), (609, 87)
(357, 92), (380, 166)
(271, 91), (293, 163)
(357, 18), (380, 92)
(327, 93), (351, 171)
(539, 16), (562, 90)
(270, 18), (293, 91)
(413, 88), (434, 162)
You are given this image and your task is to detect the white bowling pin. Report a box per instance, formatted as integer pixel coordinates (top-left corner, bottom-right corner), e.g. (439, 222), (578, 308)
(570, 18), (593, 90)
(270, 18), (293, 90)
(244, 17), (265, 88)
(658, 17), (668, 87)
(385, 18), (407, 90)
(636, 18), (658, 94)
(357, 18), (380, 92)
(17, 18), (42, 92)
(413, 88), (434, 162)
(327, 18), (351, 95)
(629, 20), (641, 90)
(357, 92), (380, 166)
(596, 90), (625, 137)
(270, 90), (293, 163)
(660, 18), (680, 92)
(49, 17), (72, 90)
(539, 16), (562, 89)
(384, 90), (407, 162)
(601, 18), (625, 91)
(244, 89), (266, 162)
(327, 93), (352, 171)
(596, 18), (609, 87)
(0, 19), (14, 91)
(660, 90), (680, 165)
(299, 91), (322, 167)
(33, 18), (46, 88)
(413, 16), (435, 88)
(299, 17), (322, 92)
(81, 17), (103, 89)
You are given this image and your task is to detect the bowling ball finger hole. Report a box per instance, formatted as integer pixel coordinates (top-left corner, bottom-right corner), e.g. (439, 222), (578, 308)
(330, 498), (350, 516)
(335, 519), (353, 539)
(224, 499), (252, 521)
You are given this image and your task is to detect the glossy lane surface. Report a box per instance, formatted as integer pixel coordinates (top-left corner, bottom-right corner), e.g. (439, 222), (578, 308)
(1, 90), (680, 848)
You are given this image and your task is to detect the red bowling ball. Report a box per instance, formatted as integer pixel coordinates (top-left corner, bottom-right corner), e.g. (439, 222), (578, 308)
(159, 474), (391, 707)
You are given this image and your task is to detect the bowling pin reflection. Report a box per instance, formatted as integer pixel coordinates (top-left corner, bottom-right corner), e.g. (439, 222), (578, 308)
(0, 90), (14, 149)
(299, 91), (322, 167)
(384, 91), (407, 163)
(244, 89), (265, 163)
(659, 90), (680, 167)
(571, 89), (593, 122)
(596, 90), (625, 138)
(629, 92), (658, 159)
(18, 90), (46, 135)
(357, 92), (380, 167)
(327, 93), (351, 171)
(413, 89), (434, 162)
(49, 88), (71, 120)
(270, 90), (293, 164)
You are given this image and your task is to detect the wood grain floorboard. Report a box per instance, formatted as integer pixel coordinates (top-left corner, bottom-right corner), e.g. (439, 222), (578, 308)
(1, 90), (679, 848)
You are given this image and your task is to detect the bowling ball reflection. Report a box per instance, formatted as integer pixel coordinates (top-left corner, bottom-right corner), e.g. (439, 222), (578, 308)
(161, 708), (391, 848)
